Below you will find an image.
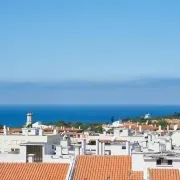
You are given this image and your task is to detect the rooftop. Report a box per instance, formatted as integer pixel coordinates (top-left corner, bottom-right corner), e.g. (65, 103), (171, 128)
(0, 163), (69, 180)
(149, 169), (180, 180)
(73, 155), (143, 180)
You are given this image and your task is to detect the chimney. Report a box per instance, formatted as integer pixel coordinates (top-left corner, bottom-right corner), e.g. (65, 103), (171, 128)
(96, 139), (99, 155)
(81, 139), (86, 155)
(174, 124), (178, 131)
(139, 125), (142, 132)
(79, 126), (81, 130)
(135, 129), (137, 136)
(137, 122), (139, 127)
(143, 141), (147, 148)
(39, 128), (43, 136)
(148, 134), (152, 142)
(53, 128), (57, 135)
(126, 141), (130, 155)
(56, 145), (62, 156)
(3, 125), (7, 135)
(167, 125), (169, 131)
(27, 154), (35, 163)
(74, 146), (80, 156)
(129, 125), (132, 129)
(159, 125), (161, 131)
(101, 142), (105, 155)
(6, 127), (9, 135)
(72, 127), (74, 131)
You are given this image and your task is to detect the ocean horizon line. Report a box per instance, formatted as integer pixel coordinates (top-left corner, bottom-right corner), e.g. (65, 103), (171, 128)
(1, 104), (180, 106)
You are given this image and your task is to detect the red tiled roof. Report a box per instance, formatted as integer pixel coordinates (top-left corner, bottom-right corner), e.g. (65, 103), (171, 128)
(141, 125), (157, 131)
(73, 155), (142, 180)
(130, 171), (143, 180)
(9, 128), (22, 133)
(165, 119), (180, 124)
(0, 163), (69, 180)
(149, 169), (180, 180)
(0, 128), (22, 134)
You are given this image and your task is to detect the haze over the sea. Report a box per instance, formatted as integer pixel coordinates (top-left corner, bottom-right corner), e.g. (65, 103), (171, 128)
(1, 1), (180, 105)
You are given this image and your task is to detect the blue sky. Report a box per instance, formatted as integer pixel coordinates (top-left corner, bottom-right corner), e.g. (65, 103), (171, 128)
(0, 1), (180, 104)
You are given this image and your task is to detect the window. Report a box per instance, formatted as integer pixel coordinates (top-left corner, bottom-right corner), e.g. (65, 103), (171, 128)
(26, 145), (42, 163)
(156, 159), (161, 165)
(156, 158), (173, 166)
(122, 146), (126, 149)
(52, 145), (56, 150)
(120, 130), (123, 132)
(168, 160), (172, 165)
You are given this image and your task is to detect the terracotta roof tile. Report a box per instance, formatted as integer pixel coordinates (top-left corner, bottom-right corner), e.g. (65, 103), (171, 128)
(0, 163), (69, 180)
(130, 171), (143, 180)
(73, 155), (136, 180)
(149, 169), (180, 180)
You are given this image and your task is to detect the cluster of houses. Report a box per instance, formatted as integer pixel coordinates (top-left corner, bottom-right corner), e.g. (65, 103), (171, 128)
(1, 113), (180, 179)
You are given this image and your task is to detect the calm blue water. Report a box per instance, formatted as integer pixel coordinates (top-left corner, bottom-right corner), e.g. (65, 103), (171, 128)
(0, 105), (180, 127)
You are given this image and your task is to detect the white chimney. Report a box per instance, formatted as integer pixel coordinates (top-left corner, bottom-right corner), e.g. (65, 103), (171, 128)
(139, 125), (142, 132)
(166, 137), (172, 151)
(99, 142), (102, 155)
(3, 125), (7, 135)
(39, 129), (43, 136)
(137, 122), (139, 127)
(148, 134), (152, 142)
(101, 142), (105, 155)
(81, 139), (86, 155)
(143, 141), (147, 148)
(167, 125), (169, 131)
(159, 125), (161, 131)
(74, 146), (80, 156)
(72, 127), (74, 131)
(174, 124), (178, 131)
(56, 145), (62, 156)
(96, 139), (99, 155)
(53, 129), (57, 135)
(129, 125), (132, 129)
(126, 141), (130, 155)
(79, 126), (81, 130)
(27, 154), (35, 163)
(134, 129), (137, 136)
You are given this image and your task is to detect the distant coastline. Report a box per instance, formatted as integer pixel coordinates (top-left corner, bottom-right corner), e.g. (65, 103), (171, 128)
(0, 104), (180, 127)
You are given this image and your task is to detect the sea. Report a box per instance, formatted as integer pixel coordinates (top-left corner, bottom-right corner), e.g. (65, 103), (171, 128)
(0, 105), (180, 127)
